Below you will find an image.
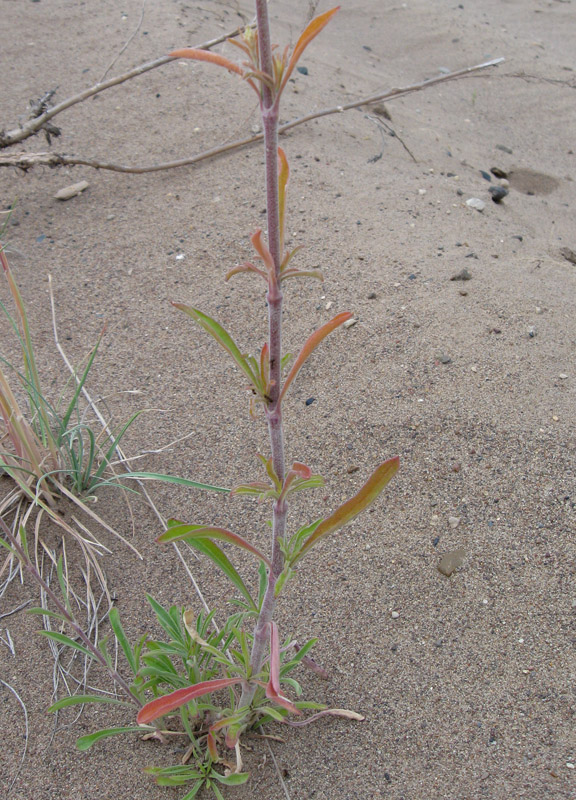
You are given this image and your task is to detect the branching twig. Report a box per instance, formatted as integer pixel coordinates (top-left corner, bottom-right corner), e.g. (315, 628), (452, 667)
(0, 23), (250, 149)
(98, 0), (148, 84)
(0, 57), (504, 173)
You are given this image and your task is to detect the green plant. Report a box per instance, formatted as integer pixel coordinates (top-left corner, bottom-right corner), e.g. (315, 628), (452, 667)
(18, 3), (399, 796)
(0, 228), (226, 621)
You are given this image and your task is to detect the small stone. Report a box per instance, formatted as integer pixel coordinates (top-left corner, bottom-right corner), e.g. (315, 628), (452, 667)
(496, 144), (513, 154)
(296, 65), (309, 75)
(466, 197), (485, 211)
(559, 247), (576, 265)
(489, 185), (509, 203)
(106, 214), (115, 221)
(367, 292), (377, 299)
(343, 318), (357, 328)
(418, 188), (427, 195)
(567, 763), (575, 770)
(459, 290), (468, 296)
(325, 301), (333, 310)
(54, 180), (89, 201)
(528, 326), (537, 338)
(305, 397), (316, 406)
(448, 516), (461, 528)
(390, 611), (400, 619)
(438, 354), (452, 364)
(491, 167), (508, 179)
(559, 373), (568, 379)
(438, 548), (466, 577)
(450, 267), (472, 281)
(480, 170), (492, 182)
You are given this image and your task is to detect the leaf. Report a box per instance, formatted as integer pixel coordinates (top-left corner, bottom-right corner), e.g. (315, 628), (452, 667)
(169, 48), (244, 76)
(173, 305), (262, 394)
(38, 631), (97, 662)
(109, 607), (137, 675)
(136, 678), (241, 725)
(265, 622), (300, 715)
(117, 471), (229, 494)
(76, 726), (146, 751)
(158, 522), (271, 567)
(48, 694), (134, 712)
(278, 147), (289, 252)
(165, 523), (257, 611)
(279, 312), (353, 402)
(211, 772), (250, 786)
(280, 7), (340, 93)
(293, 456), (400, 563)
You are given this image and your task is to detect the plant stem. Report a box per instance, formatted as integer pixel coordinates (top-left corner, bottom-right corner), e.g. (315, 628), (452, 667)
(238, 0), (286, 711)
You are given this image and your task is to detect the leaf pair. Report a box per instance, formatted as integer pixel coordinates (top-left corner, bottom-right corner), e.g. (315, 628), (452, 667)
(170, 7), (340, 105)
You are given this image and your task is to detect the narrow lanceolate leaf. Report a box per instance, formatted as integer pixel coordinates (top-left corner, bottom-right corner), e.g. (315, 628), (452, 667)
(279, 312), (353, 402)
(136, 678), (241, 725)
(157, 523), (271, 568)
(292, 456), (400, 564)
(169, 48), (244, 76)
(173, 304), (262, 394)
(164, 522), (257, 610)
(265, 622), (301, 715)
(48, 694), (134, 712)
(280, 7), (340, 93)
(114, 472), (229, 494)
(76, 726), (146, 751)
(109, 607), (138, 675)
(278, 147), (289, 252)
(38, 631), (98, 661)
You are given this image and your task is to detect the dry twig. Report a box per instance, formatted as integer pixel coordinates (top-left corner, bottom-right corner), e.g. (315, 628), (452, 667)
(0, 58), (504, 174)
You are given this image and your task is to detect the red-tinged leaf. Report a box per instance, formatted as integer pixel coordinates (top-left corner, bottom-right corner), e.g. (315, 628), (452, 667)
(225, 261), (267, 282)
(279, 312), (353, 402)
(207, 731), (219, 760)
(293, 456), (400, 564)
(278, 147), (289, 252)
(136, 678), (241, 725)
(157, 523), (271, 568)
(260, 342), (270, 389)
(251, 229), (274, 272)
(169, 48), (244, 75)
(265, 622), (301, 715)
(280, 7), (340, 93)
(291, 462), (311, 479)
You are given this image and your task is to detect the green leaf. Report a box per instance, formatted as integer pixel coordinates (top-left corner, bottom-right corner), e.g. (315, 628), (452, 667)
(27, 607), (66, 621)
(158, 522), (270, 567)
(164, 522), (257, 611)
(292, 456), (399, 564)
(109, 607), (137, 675)
(211, 771), (250, 786)
(76, 726), (146, 751)
(180, 781), (204, 799)
(48, 694), (134, 712)
(116, 471), (229, 493)
(146, 594), (182, 641)
(173, 305), (262, 395)
(38, 631), (97, 661)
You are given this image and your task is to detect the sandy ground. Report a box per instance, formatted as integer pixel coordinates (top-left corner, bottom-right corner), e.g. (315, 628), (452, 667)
(1, 1), (576, 798)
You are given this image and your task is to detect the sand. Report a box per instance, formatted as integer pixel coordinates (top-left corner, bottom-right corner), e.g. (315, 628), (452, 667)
(1, 1), (575, 798)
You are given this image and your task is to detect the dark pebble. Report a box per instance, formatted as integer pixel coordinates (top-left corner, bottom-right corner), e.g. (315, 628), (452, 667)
(480, 170), (492, 182)
(489, 185), (509, 203)
(297, 66), (308, 75)
(432, 536), (440, 547)
(560, 247), (576, 265)
(305, 397), (316, 406)
(408, 273), (417, 280)
(496, 144), (513, 154)
(36, 234), (46, 242)
(491, 167), (508, 179)
(367, 292), (377, 299)
(512, 235), (523, 241)
(362, 45), (372, 52)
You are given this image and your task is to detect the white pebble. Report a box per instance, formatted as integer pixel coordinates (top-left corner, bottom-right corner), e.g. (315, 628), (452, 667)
(448, 516), (461, 528)
(391, 611), (400, 619)
(343, 318), (357, 328)
(466, 197), (486, 212)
